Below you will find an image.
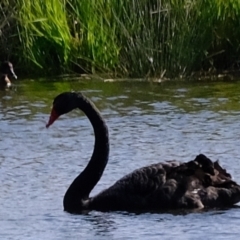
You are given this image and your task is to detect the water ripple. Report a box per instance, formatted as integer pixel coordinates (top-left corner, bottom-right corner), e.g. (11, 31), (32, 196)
(1, 80), (240, 239)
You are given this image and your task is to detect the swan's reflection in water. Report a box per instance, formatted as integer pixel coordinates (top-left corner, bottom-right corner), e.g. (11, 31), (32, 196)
(86, 212), (116, 237)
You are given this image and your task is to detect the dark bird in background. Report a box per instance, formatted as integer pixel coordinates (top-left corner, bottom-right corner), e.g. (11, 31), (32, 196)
(0, 61), (17, 89)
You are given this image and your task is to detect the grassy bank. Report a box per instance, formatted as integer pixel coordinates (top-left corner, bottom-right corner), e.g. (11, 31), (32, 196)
(1, 0), (240, 78)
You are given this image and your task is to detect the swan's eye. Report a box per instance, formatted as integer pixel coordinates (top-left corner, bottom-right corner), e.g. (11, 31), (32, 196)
(52, 101), (68, 117)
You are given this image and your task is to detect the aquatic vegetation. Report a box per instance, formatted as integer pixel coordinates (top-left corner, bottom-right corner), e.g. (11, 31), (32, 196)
(0, 0), (240, 78)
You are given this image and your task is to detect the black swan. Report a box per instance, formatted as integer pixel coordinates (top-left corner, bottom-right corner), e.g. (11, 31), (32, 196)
(0, 61), (17, 89)
(46, 92), (240, 214)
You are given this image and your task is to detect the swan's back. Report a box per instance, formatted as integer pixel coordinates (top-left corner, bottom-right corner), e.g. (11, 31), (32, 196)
(88, 154), (240, 211)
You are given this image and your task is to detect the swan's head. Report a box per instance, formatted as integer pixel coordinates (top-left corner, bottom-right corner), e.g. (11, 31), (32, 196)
(46, 92), (81, 128)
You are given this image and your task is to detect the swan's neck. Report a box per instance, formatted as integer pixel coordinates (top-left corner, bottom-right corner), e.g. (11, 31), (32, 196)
(63, 96), (109, 213)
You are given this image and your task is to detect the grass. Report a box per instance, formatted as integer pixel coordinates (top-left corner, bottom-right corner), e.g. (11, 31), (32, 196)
(16, 0), (71, 74)
(0, 0), (240, 78)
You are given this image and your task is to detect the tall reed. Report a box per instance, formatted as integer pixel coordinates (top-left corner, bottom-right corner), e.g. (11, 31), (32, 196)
(111, 0), (235, 77)
(0, 0), (240, 78)
(66, 0), (120, 74)
(0, 0), (18, 60)
(16, 0), (71, 74)
(114, 0), (240, 77)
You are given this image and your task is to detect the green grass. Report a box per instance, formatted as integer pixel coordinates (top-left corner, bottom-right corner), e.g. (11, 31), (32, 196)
(16, 0), (71, 74)
(66, 0), (120, 74)
(0, 0), (240, 78)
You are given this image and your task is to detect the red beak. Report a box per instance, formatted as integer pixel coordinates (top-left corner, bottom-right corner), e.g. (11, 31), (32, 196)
(46, 108), (59, 128)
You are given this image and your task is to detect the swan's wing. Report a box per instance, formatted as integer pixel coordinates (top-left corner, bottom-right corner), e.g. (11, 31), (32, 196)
(90, 159), (240, 211)
(197, 184), (240, 208)
(113, 163), (168, 195)
(90, 163), (177, 210)
(184, 161), (240, 208)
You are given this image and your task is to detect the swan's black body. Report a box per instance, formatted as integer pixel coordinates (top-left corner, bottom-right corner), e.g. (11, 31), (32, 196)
(46, 92), (240, 214)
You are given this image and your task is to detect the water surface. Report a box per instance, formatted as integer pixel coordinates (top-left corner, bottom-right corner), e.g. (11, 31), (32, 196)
(1, 79), (240, 239)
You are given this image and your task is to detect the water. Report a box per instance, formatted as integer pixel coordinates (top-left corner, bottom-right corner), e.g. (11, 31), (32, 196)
(1, 79), (240, 239)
